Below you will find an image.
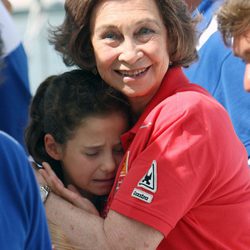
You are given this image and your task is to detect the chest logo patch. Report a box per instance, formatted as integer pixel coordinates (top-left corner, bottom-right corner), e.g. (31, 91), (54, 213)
(137, 160), (157, 193)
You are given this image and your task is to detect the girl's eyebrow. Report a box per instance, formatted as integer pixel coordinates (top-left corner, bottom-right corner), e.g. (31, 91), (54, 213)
(82, 145), (103, 149)
(82, 140), (122, 149)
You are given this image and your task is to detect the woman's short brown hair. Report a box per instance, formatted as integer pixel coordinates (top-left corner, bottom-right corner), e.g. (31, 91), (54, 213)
(49, 0), (198, 70)
(217, 0), (250, 46)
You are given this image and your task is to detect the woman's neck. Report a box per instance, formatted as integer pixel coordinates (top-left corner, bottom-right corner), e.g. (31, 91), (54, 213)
(129, 89), (158, 116)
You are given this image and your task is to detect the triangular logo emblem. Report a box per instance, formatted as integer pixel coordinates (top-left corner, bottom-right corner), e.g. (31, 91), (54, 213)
(138, 160), (157, 193)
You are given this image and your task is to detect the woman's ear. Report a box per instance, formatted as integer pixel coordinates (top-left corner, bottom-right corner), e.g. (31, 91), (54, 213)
(44, 134), (62, 160)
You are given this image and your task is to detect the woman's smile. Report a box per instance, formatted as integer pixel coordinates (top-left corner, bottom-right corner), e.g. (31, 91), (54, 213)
(114, 66), (151, 83)
(115, 66), (149, 77)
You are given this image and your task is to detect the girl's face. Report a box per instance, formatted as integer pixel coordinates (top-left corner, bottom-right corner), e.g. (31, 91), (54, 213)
(56, 112), (128, 197)
(90, 0), (169, 113)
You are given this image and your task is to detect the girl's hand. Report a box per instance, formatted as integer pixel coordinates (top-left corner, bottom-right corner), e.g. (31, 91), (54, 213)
(40, 162), (99, 216)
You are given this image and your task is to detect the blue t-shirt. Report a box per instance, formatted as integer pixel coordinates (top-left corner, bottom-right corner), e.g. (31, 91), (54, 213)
(184, 0), (250, 157)
(0, 1), (31, 149)
(0, 131), (52, 250)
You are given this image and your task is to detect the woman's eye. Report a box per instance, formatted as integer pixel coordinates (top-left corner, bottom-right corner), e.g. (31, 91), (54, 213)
(137, 27), (154, 36)
(102, 32), (119, 40)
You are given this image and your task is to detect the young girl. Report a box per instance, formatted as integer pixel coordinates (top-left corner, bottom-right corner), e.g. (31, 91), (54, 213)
(25, 69), (131, 249)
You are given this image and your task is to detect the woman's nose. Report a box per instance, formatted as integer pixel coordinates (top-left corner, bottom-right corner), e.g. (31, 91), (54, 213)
(118, 39), (142, 64)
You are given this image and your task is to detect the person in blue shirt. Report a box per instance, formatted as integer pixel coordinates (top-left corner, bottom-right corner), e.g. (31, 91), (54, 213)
(184, 0), (250, 161)
(0, 131), (52, 250)
(0, 18), (52, 250)
(217, 0), (250, 92)
(0, 1), (32, 148)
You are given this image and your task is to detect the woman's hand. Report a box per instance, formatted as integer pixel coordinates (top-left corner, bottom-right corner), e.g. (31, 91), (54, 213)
(40, 162), (99, 216)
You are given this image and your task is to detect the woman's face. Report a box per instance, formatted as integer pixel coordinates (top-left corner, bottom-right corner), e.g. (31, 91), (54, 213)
(57, 112), (128, 197)
(233, 29), (250, 92)
(90, 0), (169, 112)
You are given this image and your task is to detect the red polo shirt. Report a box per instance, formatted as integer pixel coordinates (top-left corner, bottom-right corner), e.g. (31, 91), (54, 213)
(107, 67), (250, 249)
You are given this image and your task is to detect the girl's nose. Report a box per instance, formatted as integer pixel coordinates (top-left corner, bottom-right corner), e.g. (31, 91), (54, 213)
(100, 154), (117, 173)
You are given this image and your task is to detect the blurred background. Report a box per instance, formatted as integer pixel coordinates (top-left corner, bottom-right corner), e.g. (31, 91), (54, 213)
(10, 0), (71, 94)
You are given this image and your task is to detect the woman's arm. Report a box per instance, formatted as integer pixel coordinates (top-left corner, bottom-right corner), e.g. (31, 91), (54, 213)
(42, 162), (164, 249)
(46, 193), (163, 249)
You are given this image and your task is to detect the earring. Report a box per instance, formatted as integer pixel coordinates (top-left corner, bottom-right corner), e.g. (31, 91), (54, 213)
(169, 61), (173, 66)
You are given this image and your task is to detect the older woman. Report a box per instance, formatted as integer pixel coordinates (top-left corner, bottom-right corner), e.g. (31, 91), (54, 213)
(40, 0), (250, 249)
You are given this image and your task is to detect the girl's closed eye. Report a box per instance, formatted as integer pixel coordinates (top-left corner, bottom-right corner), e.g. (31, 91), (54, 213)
(84, 150), (99, 157)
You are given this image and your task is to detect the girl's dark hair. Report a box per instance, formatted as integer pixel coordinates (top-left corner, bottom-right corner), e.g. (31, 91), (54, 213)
(25, 69), (131, 180)
(49, 0), (198, 70)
